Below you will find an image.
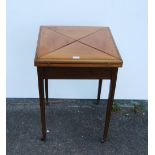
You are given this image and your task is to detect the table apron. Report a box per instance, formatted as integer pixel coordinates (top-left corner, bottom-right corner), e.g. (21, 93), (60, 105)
(37, 67), (117, 79)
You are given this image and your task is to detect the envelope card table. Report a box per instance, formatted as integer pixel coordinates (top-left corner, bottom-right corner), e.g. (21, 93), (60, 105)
(34, 26), (123, 142)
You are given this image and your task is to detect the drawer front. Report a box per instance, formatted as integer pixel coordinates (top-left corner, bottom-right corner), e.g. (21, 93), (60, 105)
(38, 67), (115, 79)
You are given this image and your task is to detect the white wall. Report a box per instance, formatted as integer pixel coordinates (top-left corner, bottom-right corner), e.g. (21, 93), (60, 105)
(6, 0), (147, 99)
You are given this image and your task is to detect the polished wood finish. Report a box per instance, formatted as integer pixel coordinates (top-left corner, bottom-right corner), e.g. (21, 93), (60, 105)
(79, 28), (121, 58)
(39, 67), (113, 79)
(97, 79), (102, 105)
(37, 28), (74, 57)
(45, 79), (48, 105)
(50, 26), (102, 40)
(102, 68), (118, 142)
(35, 26), (123, 142)
(37, 68), (46, 140)
(34, 26), (123, 67)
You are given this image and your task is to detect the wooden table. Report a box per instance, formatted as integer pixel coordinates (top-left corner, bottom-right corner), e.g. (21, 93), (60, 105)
(34, 26), (123, 143)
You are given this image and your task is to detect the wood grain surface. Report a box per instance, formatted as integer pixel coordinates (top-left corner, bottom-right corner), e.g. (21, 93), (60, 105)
(35, 26), (123, 67)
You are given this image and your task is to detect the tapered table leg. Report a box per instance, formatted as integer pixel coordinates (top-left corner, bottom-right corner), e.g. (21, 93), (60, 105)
(102, 68), (118, 143)
(38, 69), (46, 141)
(45, 79), (48, 105)
(97, 79), (102, 104)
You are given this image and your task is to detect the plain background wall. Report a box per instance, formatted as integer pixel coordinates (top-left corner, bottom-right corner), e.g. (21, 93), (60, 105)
(6, 0), (147, 99)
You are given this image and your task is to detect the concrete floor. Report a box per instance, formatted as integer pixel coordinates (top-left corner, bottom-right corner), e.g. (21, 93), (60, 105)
(6, 99), (148, 155)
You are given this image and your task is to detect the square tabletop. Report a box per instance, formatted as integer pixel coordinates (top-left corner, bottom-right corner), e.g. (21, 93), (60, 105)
(34, 26), (123, 67)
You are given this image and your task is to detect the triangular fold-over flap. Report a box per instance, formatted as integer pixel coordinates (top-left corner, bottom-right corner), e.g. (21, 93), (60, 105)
(51, 26), (102, 40)
(79, 28), (120, 59)
(37, 28), (75, 57)
(41, 42), (116, 60)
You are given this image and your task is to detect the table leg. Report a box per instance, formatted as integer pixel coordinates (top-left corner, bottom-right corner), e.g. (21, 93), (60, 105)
(45, 79), (48, 105)
(38, 71), (46, 141)
(102, 68), (118, 143)
(97, 79), (102, 104)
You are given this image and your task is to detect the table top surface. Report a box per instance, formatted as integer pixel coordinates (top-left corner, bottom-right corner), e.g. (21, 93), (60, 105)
(34, 26), (123, 67)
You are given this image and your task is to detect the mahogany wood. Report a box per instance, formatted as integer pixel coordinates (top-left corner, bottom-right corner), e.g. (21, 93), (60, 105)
(102, 68), (118, 142)
(97, 79), (102, 105)
(34, 26), (123, 67)
(37, 68), (46, 140)
(35, 26), (123, 143)
(45, 79), (48, 105)
(39, 67), (112, 79)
